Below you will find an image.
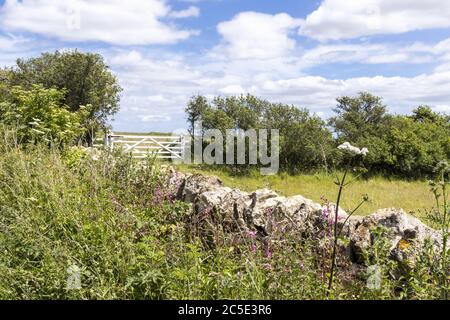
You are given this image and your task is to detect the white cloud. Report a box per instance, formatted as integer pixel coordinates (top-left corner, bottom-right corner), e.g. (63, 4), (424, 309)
(0, 34), (30, 52)
(213, 12), (302, 60)
(0, 0), (199, 45)
(219, 85), (246, 95)
(0, 34), (37, 66)
(300, 0), (450, 41)
(169, 6), (200, 18)
(2, 3), (450, 132)
(141, 115), (172, 122)
(257, 71), (450, 115)
(108, 46), (450, 132)
(300, 43), (435, 67)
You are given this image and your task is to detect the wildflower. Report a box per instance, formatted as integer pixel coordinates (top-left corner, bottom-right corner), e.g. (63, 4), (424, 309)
(338, 142), (369, 156)
(322, 206), (330, 218)
(398, 239), (411, 251)
(265, 249), (273, 259)
(248, 230), (257, 238)
(251, 243), (257, 253)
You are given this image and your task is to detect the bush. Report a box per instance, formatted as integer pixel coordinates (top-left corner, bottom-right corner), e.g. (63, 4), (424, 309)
(329, 93), (450, 177)
(0, 85), (87, 146)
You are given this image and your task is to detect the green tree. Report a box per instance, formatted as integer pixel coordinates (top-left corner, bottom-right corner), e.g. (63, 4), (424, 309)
(329, 92), (387, 142)
(384, 112), (450, 176)
(185, 95), (212, 139)
(412, 105), (445, 124)
(185, 94), (334, 172)
(9, 50), (122, 143)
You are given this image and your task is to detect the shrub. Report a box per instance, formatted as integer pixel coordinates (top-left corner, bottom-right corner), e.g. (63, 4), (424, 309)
(0, 85), (87, 146)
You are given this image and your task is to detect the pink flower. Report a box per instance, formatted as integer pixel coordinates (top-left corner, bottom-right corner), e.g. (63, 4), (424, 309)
(248, 230), (257, 238)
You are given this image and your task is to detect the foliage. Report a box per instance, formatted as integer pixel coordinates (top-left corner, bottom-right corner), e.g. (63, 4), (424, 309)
(0, 85), (87, 145)
(7, 50), (122, 142)
(185, 94), (335, 172)
(329, 92), (388, 143)
(425, 161), (450, 298)
(329, 93), (450, 177)
(185, 92), (449, 177)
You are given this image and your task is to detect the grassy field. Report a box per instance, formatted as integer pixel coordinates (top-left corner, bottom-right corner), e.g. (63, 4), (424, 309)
(0, 140), (445, 299)
(178, 165), (435, 218)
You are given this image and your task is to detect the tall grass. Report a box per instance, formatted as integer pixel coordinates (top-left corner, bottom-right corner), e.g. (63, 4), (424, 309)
(0, 134), (445, 300)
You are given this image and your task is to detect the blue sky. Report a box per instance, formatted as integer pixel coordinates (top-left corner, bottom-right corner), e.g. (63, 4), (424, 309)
(1, 0), (450, 132)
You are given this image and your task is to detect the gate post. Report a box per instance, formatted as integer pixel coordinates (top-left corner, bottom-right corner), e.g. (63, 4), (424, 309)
(180, 134), (186, 161)
(104, 131), (114, 151)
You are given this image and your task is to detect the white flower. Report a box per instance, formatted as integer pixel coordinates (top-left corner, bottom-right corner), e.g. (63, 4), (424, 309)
(338, 142), (369, 156)
(360, 148), (369, 156)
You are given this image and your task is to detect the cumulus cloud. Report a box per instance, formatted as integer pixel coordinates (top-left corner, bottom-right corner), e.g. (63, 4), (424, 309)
(300, 0), (450, 41)
(257, 72), (450, 114)
(0, 0), (199, 45)
(107, 46), (450, 131)
(212, 12), (302, 60)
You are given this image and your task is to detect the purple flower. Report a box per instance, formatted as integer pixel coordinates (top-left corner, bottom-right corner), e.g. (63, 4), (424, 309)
(248, 230), (257, 238)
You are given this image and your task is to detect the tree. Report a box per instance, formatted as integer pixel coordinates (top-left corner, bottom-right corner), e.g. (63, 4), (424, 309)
(264, 103), (334, 172)
(412, 105), (443, 124)
(185, 95), (211, 139)
(329, 92), (387, 142)
(9, 50), (122, 143)
(184, 94), (335, 172)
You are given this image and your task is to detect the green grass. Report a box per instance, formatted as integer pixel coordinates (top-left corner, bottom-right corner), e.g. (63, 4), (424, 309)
(177, 165), (435, 218)
(0, 140), (445, 299)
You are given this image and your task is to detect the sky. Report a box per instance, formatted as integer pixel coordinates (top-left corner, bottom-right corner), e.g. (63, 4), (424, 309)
(1, 0), (450, 132)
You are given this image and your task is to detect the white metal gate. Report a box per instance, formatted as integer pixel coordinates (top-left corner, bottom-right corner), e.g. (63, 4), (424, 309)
(95, 133), (185, 160)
